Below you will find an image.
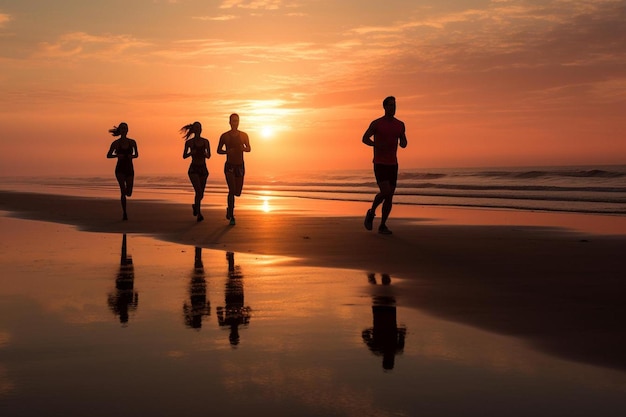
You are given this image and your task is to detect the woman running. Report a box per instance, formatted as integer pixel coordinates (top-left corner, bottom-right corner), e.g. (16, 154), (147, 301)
(106, 122), (138, 220)
(181, 121), (211, 222)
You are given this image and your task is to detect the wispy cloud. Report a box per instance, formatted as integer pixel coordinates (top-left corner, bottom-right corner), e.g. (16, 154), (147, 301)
(219, 0), (296, 10)
(194, 1), (303, 22)
(34, 32), (152, 59)
(348, 0), (626, 73)
(21, 0), (625, 114)
(153, 38), (331, 64)
(0, 12), (12, 27)
(193, 14), (238, 21)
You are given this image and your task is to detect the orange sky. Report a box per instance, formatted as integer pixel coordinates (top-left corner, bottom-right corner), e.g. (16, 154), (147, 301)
(0, 0), (625, 177)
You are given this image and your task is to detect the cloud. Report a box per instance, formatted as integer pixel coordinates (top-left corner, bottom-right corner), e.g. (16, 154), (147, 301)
(346, 0), (626, 74)
(194, 0), (303, 21)
(0, 12), (12, 27)
(154, 38), (330, 64)
(34, 32), (152, 59)
(11, 0), (626, 122)
(193, 14), (238, 21)
(219, 0), (294, 10)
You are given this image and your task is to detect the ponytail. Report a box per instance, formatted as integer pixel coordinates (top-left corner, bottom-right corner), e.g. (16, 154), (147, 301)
(180, 123), (195, 140)
(180, 121), (202, 140)
(109, 122), (128, 137)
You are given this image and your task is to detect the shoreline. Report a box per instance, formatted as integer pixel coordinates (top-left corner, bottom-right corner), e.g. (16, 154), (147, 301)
(2, 189), (626, 371)
(2, 163), (625, 219)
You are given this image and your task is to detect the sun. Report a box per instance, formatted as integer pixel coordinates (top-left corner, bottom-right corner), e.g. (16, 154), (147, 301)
(261, 126), (274, 139)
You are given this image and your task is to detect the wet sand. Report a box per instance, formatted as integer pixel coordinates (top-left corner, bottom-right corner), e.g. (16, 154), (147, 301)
(1, 189), (626, 372)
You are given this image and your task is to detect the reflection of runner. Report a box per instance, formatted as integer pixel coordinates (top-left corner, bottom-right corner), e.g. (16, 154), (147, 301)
(183, 247), (211, 329)
(217, 252), (251, 346)
(107, 234), (139, 325)
(362, 273), (406, 370)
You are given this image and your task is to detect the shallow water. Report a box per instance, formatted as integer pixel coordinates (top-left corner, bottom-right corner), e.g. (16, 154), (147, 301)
(1, 216), (626, 417)
(2, 164), (625, 215)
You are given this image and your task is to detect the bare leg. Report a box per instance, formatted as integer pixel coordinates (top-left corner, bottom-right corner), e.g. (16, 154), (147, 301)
(125, 175), (134, 197)
(380, 193), (394, 227)
(372, 181), (394, 220)
(189, 173), (207, 221)
(227, 193), (235, 218)
(374, 180), (395, 229)
(116, 173), (129, 220)
(371, 193), (385, 214)
(225, 172), (236, 220)
(234, 176), (244, 197)
(121, 194), (127, 220)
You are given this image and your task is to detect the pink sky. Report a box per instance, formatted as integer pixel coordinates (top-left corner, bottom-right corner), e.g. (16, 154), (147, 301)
(0, 0), (625, 177)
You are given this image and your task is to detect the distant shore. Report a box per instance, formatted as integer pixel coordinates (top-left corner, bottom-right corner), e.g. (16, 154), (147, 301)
(2, 189), (626, 371)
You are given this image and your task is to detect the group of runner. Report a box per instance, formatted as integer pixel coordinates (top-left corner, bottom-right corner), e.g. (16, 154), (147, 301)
(106, 113), (250, 224)
(106, 96), (407, 234)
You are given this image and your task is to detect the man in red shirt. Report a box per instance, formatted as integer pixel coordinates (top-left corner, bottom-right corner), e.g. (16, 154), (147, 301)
(362, 96), (408, 234)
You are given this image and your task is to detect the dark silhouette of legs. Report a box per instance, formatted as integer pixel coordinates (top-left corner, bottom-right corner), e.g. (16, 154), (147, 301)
(189, 173), (207, 222)
(370, 180), (395, 232)
(225, 173), (243, 225)
(227, 193), (235, 221)
(121, 194), (127, 220)
(125, 176), (134, 197)
(115, 173), (132, 220)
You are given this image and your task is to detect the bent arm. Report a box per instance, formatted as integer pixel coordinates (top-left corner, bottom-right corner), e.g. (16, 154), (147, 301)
(362, 123), (375, 147)
(106, 142), (117, 158)
(399, 132), (407, 149)
(183, 142), (191, 159)
(205, 140), (211, 159)
(132, 140), (139, 158)
(216, 135), (227, 155)
(243, 134), (251, 152)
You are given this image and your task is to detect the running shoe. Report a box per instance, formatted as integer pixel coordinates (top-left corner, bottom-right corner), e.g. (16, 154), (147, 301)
(229, 217), (236, 226)
(378, 225), (392, 235)
(364, 209), (375, 230)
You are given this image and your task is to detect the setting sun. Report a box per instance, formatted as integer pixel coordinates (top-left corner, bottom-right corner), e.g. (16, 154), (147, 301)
(260, 126), (274, 139)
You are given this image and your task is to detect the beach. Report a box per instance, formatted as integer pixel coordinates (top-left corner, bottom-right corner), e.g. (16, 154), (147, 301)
(2, 189), (626, 415)
(4, 0), (626, 413)
(2, 189), (626, 365)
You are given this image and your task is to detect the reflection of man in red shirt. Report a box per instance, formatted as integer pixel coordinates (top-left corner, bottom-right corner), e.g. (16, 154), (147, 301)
(362, 96), (408, 234)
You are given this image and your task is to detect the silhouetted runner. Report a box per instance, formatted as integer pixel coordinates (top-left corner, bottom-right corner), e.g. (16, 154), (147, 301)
(106, 122), (138, 220)
(362, 96), (408, 234)
(181, 121), (211, 222)
(217, 114), (251, 226)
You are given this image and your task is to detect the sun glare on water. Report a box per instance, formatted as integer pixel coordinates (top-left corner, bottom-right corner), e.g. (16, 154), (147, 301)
(260, 196), (272, 213)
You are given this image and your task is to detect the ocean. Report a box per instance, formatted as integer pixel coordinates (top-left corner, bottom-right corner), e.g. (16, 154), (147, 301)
(1, 165), (625, 215)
